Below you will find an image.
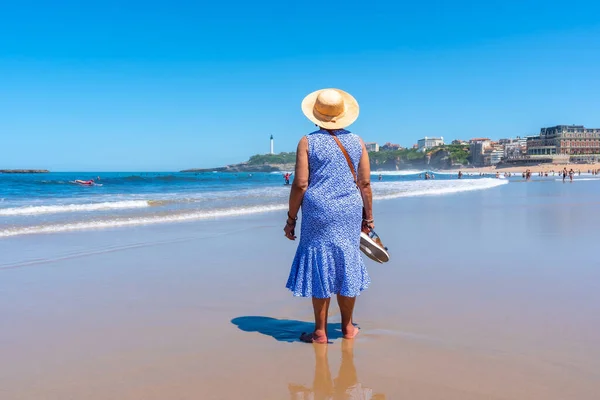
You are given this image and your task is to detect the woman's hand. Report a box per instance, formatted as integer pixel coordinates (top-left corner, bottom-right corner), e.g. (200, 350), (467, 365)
(284, 219), (297, 240)
(362, 219), (374, 233)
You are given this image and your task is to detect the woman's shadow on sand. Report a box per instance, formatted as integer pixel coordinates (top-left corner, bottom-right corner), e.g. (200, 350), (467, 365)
(231, 316), (343, 342)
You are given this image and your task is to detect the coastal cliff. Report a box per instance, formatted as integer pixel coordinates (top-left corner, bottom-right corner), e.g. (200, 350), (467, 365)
(181, 158), (450, 173)
(370, 150), (458, 170)
(0, 169), (50, 174)
(182, 146), (469, 173)
(181, 163), (295, 173)
(369, 145), (469, 171)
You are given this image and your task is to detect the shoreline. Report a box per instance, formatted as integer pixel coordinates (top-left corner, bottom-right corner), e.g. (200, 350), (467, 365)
(181, 163), (600, 175)
(181, 163), (295, 173)
(0, 169), (49, 174)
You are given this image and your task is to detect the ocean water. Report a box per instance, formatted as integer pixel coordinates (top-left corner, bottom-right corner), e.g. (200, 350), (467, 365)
(0, 171), (509, 238)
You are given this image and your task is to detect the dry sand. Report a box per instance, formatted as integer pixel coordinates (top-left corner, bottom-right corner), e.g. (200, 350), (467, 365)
(1, 181), (599, 399)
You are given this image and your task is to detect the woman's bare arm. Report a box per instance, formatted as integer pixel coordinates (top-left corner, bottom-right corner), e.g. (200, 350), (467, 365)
(288, 137), (309, 218)
(357, 139), (373, 227)
(284, 137), (309, 240)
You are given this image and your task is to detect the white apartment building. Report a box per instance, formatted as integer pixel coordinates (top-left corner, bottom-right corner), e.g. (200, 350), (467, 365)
(417, 137), (444, 151)
(489, 148), (504, 164)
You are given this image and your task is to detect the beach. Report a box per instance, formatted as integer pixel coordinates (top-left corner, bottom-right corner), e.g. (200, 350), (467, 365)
(452, 162), (600, 175)
(1, 177), (600, 399)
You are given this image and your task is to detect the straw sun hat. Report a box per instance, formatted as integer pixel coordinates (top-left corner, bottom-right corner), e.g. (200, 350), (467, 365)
(301, 88), (359, 129)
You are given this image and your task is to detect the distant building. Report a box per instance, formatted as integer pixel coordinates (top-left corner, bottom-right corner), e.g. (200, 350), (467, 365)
(489, 148), (504, 165)
(469, 138), (492, 143)
(501, 137), (527, 159)
(365, 142), (380, 152)
(527, 125), (600, 162)
(417, 136), (444, 152)
(469, 138), (492, 166)
(451, 139), (469, 145)
(380, 142), (402, 151)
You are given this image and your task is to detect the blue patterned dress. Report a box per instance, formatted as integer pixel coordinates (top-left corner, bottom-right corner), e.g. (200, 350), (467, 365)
(286, 129), (371, 298)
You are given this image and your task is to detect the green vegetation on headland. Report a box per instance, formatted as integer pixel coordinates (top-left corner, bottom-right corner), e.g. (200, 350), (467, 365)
(181, 152), (296, 173)
(247, 152), (296, 165)
(431, 144), (470, 165)
(181, 145), (471, 173)
(369, 148), (426, 165)
(0, 169), (50, 173)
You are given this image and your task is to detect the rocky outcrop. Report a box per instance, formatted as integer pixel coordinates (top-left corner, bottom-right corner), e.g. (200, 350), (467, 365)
(181, 163), (295, 173)
(0, 169), (50, 173)
(371, 158), (433, 171)
(427, 150), (453, 170)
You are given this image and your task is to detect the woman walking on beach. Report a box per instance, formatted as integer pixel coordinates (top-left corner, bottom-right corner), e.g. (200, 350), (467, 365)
(284, 88), (373, 344)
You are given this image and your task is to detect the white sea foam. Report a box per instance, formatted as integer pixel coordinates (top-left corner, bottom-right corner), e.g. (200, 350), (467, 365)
(373, 178), (508, 200)
(372, 170), (423, 176)
(0, 200), (150, 216)
(0, 179), (508, 238)
(0, 187), (289, 217)
(0, 204), (287, 238)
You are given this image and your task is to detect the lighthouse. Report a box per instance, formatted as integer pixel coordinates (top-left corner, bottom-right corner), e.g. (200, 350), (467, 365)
(270, 135), (274, 154)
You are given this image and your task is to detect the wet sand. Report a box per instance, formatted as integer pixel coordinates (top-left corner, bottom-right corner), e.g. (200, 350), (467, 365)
(1, 179), (599, 399)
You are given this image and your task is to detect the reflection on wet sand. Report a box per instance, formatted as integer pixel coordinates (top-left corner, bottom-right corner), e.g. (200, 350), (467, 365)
(288, 339), (385, 400)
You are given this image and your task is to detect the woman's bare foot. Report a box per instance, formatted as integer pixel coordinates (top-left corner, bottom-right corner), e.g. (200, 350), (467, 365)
(300, 330), (328, 344)
(342, 324), (359, 339)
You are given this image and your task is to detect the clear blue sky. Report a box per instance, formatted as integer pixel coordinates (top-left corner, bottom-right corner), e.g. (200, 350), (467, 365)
(1, 1), (599, 171)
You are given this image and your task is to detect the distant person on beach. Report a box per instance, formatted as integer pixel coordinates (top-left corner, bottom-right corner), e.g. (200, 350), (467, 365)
(569, 169), (574, 182)
(458, 171), (463, 179)
(424, 172), (430, 180)
(284, 172), (291, 185)
(378, 174), (382, 181)
(562, 168), (567, 182)
(284, 88), (372, 344)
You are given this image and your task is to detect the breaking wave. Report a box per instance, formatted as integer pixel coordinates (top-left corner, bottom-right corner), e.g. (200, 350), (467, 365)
(0, 178), (508, 237)
(0, 200), (151, 216)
